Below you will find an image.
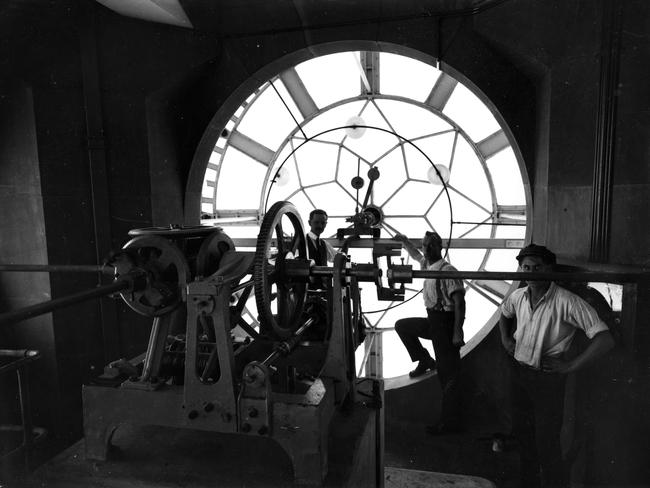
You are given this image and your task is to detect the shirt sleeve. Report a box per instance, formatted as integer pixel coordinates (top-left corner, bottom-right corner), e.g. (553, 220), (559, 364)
(500, 292), (516, 318)
(567, 294), (609, 339)
(442, 264), (464, 297)
(445, 278), (465, 297)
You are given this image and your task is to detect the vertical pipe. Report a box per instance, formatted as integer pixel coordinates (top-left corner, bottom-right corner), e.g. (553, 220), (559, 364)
(17, 367), (34, 472)
(78, 2), (121, 361)
(590, 0), (624, 262)
(374, 379), (385, 488)
(358, 332), (375, 377)
(373, 330), (383, 378)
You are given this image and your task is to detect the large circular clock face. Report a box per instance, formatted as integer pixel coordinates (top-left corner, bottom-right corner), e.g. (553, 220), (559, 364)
(200, 50), (531, 380)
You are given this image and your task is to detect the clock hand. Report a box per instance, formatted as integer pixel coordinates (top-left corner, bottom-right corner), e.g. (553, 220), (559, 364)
(361, 166), (380, 209)
(350, 157), (364, 215)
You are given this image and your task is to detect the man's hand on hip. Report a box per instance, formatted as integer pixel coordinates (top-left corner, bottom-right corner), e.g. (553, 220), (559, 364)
(541, 356), (574, 374)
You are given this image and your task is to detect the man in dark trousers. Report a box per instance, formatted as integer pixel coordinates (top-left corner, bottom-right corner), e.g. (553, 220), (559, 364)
(499, 244), (614, 488)
(394, 231), (466, 435)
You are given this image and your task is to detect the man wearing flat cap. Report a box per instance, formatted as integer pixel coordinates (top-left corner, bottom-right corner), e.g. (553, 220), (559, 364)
(499, 244), (614, 488)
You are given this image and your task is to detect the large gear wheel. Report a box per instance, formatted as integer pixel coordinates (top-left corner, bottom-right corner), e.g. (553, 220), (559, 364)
(253, 201), (309, 339)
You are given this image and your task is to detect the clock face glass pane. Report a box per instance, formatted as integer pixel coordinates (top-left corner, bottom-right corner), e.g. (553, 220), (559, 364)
(236, 85), (301, 151)
(201, 50), (531, 381)
(443, 83), (501, 142)
(380, 52), (441, 102)
(295, 53), (362, 108)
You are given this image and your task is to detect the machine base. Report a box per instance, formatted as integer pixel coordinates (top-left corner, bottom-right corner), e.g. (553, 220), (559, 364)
(29, 399), (382, 487)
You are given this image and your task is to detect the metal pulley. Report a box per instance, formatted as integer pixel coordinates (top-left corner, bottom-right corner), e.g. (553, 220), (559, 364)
(195, 229), (236, 277)
(114, 235), (190, 317)
(114, 225), (236, 317)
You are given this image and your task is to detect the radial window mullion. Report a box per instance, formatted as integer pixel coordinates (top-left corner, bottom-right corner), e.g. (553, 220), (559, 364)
(447, 184), (493, 215)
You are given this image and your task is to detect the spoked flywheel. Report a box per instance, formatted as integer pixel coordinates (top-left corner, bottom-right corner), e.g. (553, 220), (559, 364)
(253, 201), (309, 339)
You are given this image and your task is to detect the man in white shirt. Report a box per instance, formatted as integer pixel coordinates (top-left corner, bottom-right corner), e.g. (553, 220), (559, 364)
(395, 231), (466, 435)
(499, 244), (614, 488)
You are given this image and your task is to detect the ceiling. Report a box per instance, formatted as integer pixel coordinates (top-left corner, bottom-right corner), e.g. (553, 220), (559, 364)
(93, 0), (510, 35)
(0, 0), (509, 42)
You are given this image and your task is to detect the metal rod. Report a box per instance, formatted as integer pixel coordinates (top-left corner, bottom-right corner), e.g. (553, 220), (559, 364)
(261, 317), (316, 367)
(357, 332), (376, 377)
(292, 317), (316, 338)
(0, 349), (40, 358)
(310, 266), (332, 276)
(0, 350), (41, 376)
(140, 317), (161, 381)
(410, 270), (642, 283)
(0, 264), (112, 274)
(231, 279), (254, 293)
(452, 221), (525, 226)
(230, 237), (527, 250)
(306, 266), (645, 284)
(17, 366), (34, 471)
(79, 0), (122, 366)
(0, 280), (131, 327)
(261, 349), (282, 368)
(590, 0), (623, 262)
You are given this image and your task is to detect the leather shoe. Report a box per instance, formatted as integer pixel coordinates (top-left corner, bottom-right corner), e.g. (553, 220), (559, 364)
(408, 357), (436, 378)
(426, 422), (461, 436)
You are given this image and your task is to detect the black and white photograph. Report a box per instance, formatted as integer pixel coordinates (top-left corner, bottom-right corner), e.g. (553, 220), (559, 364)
(1, 1), (648, 487)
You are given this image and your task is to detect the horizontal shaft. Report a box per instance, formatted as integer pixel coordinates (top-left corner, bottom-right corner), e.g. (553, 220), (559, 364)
(410, 269), (639, 283)
(0, 350), (41, 375)
(0, 280), (130, 328)
(0, 264), (112, 274)
(308, 266), (641, 284)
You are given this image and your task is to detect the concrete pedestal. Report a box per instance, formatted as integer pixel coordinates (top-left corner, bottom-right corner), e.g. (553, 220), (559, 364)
(28, 400), (382, 488)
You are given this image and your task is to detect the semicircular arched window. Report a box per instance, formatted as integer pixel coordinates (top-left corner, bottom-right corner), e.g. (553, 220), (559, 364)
(200, 50), (531, 382)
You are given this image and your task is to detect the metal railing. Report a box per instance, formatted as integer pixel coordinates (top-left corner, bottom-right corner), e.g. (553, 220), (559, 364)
(0, 349), (45, 473)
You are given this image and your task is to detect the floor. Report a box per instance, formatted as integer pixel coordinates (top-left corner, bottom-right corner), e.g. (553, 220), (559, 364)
(385, 467), (497, 488)
(383, 417), (519, 488)
(4, 417), (518, 488)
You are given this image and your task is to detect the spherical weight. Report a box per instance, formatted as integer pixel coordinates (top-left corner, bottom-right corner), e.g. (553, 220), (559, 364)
(351, 176), (365, 190)
(345, 116), (367, 139)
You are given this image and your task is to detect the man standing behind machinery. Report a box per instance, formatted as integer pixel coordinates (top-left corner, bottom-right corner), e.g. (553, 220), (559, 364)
(499, 244), (615, 488)
(306, 209), (336, 266)
(394, 231), (466, 435)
